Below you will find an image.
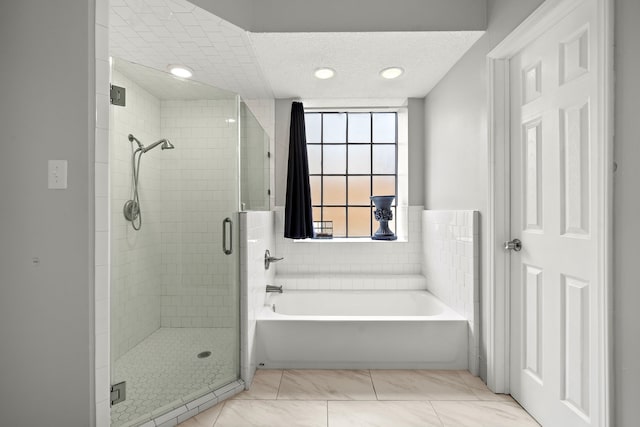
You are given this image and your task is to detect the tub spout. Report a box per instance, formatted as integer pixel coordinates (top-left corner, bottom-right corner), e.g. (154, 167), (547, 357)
(266, 284), (283, 293)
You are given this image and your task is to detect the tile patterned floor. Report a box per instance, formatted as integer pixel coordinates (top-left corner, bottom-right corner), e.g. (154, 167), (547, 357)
(177, 369), (540, 427)
(111, 328), (238, 427)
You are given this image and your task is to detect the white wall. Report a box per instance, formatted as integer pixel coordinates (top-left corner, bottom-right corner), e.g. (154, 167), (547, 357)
(423, 0), (544, 380)
(614, 0), (640, 424)
(191, 0), (487, 32)
(424, 2), (640, 426)
(0, 1), (96, 426)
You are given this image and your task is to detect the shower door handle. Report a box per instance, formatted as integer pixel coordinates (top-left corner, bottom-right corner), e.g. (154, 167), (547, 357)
(222, 218), (233, 255)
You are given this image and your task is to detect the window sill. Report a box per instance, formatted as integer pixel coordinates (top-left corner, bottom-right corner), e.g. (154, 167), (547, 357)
(292, 237), (408, 243)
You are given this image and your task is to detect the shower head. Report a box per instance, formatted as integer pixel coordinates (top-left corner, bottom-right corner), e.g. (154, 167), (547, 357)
(161, 139), (175, 150)
(141, 138), (174, 153)
(128, 134), (174, 153)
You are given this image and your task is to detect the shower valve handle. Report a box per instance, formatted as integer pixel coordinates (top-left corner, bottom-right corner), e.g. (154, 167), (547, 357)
(264, 250), (283, 270)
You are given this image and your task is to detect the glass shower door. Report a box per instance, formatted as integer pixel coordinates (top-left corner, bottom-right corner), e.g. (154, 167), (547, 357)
(109, 58), (241, 427)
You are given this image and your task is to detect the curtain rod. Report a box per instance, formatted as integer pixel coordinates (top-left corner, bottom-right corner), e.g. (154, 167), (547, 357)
(303, 106), (407, 111)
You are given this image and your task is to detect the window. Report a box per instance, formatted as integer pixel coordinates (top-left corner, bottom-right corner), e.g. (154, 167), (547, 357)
(305, 111), (398, 238)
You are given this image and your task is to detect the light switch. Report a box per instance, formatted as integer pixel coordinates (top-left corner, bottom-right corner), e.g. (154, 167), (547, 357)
(48, 160), (68, 189)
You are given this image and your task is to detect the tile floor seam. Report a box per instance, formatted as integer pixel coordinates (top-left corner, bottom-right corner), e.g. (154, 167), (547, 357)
(429, 400), (446, 427)
(275, 369), (284, 400)
(367, 369), (380, 401)
(209, 399), (226, 427)
(325, 400), (329, 427)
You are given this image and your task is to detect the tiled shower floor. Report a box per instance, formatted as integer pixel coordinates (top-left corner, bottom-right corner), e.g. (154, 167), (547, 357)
(111, 328), (238, 427)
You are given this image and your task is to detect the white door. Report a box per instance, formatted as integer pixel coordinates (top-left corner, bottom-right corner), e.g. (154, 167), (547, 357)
(508, 0), (601, 425)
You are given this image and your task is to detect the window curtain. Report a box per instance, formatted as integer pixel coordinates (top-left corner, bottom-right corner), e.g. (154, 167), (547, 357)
(284, 102), (314, 239)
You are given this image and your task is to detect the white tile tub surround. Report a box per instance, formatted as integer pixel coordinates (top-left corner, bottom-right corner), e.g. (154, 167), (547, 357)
(275, 274), (426, 291)
(273, 206), (423, 276)
(239, 211), (275, 388)
(159, 99), (239, 329)
(422, 210), (480, 375)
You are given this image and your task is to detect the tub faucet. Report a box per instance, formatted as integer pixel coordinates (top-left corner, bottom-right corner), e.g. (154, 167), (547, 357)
(264, 250), (284, 270)
(266, 284), (283, 293)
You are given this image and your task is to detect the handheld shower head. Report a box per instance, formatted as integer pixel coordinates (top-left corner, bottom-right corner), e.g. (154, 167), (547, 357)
(128, 134), (144, 149)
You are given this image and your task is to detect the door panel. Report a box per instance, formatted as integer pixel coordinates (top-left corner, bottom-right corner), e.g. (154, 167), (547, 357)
(508, 1), (599, 426)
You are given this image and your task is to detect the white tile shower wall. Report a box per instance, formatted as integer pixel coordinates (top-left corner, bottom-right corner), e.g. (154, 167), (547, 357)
(110, 69), (164, 362)
(273, 206), (424, 289)
(239, 211), (275, 387)
(422, 210), (480, 375)
(159, 99), (239, 329)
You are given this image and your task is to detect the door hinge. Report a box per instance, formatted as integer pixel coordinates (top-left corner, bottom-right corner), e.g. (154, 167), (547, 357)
(110, 381), (126, 406)
(110, 84), (126, 106)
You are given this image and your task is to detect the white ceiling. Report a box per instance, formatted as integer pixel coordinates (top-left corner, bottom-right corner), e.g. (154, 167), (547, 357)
(250, 31), (484, 99)
(109, 0), (484, 100)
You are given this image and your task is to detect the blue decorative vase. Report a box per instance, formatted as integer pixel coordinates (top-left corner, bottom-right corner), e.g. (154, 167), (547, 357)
(370, 195), (397, 240)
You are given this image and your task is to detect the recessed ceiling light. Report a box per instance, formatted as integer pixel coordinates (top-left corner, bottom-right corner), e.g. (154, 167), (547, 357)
(314, 68), (335, 80)
(168, 64), (193, 78)
(380, 67), (404, 79)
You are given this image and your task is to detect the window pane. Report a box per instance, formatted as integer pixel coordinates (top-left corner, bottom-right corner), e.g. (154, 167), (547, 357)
(310, 175), (321, 205)
(307, 145), (321, 175)
(323, 176), (346, 205)
(372, 176), (396, 198)
(324, 207), (346, 237)
(312, 206), (321, 222)
(348, 145), (371, 174)
(348, 113), (371, 143)
(348, 176), (371, 205)
(348, 207), (372, 237)
(323, 113), (346, 143)
(305, 113), (321, 143)
(372, 113), (396, 143)
(323, 145), (346, 174)
(372, 145), (396, 174)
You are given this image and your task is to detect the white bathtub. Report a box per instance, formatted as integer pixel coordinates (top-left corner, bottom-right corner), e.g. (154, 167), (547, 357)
(256, 290), (468, 369)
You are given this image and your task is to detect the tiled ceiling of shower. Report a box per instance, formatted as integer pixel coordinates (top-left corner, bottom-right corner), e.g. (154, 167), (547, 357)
(109, 0), (483, 100)
(109, 0), (273, 98)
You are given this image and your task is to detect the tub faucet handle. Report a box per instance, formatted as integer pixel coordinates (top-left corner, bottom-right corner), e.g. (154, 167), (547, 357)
(264, 250), (284, 270)
(266, 284), (283, 293)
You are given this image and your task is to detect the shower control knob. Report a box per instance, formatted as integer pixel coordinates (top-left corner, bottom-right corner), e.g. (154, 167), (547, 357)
(504, 239), (522, 251)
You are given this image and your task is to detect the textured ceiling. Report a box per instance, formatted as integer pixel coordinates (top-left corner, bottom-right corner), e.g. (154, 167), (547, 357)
(109, 0), (484, 100)
(250, 31), (484, 99)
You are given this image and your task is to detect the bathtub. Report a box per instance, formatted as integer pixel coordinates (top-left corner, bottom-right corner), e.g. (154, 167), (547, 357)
(255, 290), (468, 369)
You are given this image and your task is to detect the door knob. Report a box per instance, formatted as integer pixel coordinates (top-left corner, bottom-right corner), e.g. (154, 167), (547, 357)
(504, 238), (522, 251)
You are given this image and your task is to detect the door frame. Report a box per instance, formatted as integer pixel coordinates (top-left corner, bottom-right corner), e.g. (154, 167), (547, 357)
(485, 0), (614, 425)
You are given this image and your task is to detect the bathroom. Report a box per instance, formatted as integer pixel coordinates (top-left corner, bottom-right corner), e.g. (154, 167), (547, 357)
(2, 0), (632, 426)
(105, 0), (611, 425)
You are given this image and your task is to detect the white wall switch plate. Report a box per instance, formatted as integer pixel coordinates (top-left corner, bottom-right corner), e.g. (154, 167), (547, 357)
(48, 160), (68, 189)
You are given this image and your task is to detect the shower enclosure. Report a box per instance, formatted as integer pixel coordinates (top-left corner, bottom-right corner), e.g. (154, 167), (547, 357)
(109, 58), (270, 426)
